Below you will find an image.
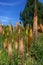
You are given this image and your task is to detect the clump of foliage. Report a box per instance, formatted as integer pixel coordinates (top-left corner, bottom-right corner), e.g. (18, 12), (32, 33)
(30, 33), (43, 65)
(20, 0), (43, 27)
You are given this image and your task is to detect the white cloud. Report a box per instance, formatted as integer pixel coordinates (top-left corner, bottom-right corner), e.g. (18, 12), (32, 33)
(0, 16), (9, 20)
(0, 16), (14, 20)
(0, 1), (21, 6)
(0, 16), (14, 23)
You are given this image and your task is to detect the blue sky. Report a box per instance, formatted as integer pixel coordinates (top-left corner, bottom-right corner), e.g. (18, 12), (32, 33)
(0, 0), (43, 25)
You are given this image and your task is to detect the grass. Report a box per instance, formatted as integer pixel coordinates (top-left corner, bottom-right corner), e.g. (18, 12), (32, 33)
(0, 27), (43, 65)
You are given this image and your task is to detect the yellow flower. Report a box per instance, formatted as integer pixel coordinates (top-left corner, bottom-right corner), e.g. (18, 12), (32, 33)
(38, 26), (40, 30)
(7, 32), (9, 36)
(3, 30), (4, 35)
(26, 29), (28, 35)
(29, 28), (32, 38)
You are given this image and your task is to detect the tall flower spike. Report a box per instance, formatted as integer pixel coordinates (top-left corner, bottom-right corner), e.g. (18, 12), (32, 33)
(8, 43), (12, 60)
(15, 41), (18, 51)
(26, 26), (29, 52)
(3, 38), (8, 49)
(0, 24), (3, 34)
(9, 21), (13, 34)
(33, 0), (38, 40)
(40, 22), (43, 32)
(19, 38), (24, 60)
(16, 22), (19, 30)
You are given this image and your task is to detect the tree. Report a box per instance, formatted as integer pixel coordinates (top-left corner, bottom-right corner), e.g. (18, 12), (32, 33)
(20, 0), (43, 27)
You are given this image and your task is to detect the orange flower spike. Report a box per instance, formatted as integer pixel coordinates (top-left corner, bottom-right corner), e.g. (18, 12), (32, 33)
(16, 22), (19, 30)
(15, 41), (18, 51)
(40, 23), (43, 32)
(3, 38), (8, 49)
(19, 38), (24, 57)
(8, 44), (12, 59)
(18, 27), (22, 39)
(0, 25), (3, 34)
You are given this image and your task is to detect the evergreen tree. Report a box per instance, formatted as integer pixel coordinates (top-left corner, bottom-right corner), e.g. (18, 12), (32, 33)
(20, 0), (43, 27)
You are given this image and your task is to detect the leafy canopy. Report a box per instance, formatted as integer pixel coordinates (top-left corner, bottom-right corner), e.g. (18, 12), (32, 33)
(20, 0), (43, 27)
